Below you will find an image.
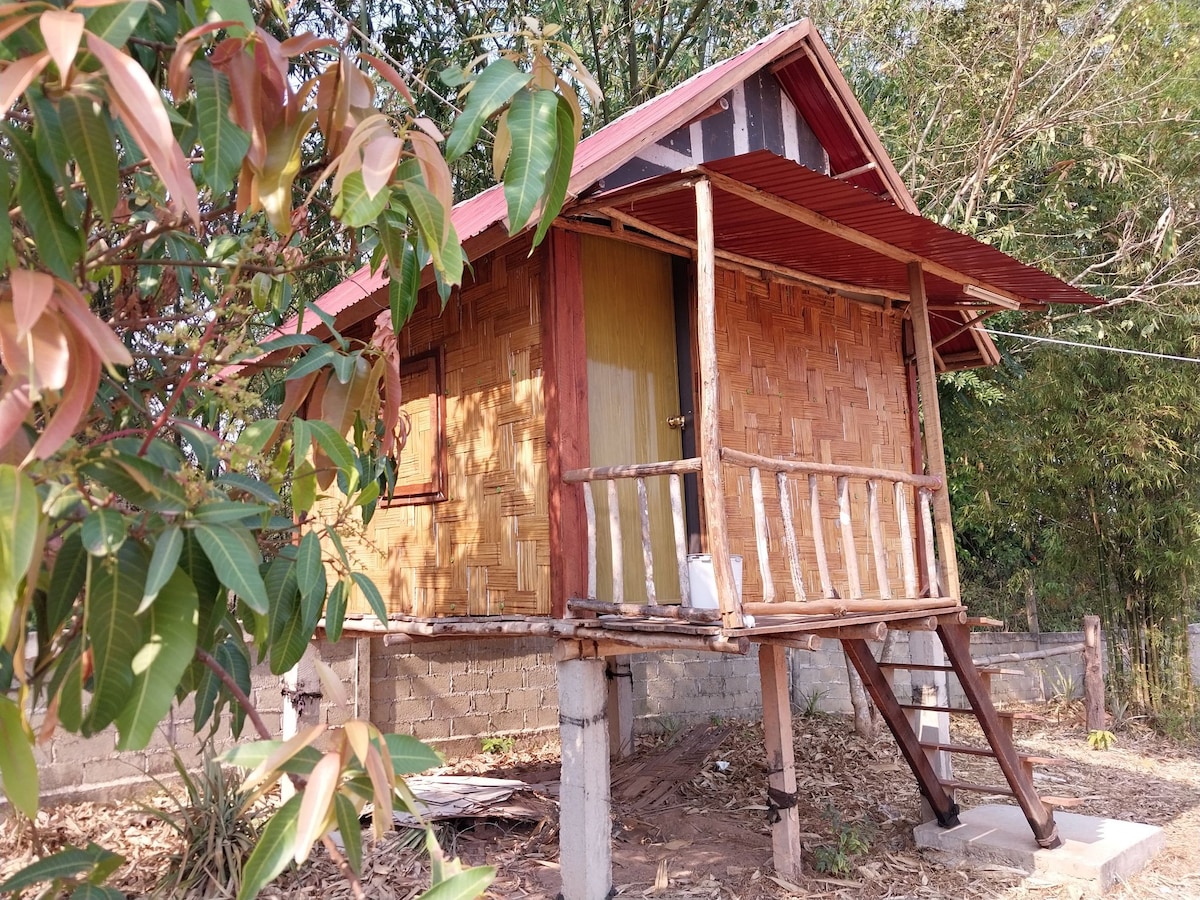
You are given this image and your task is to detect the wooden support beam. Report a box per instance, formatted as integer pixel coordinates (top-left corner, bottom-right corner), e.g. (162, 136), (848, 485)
(567, 598), (721, 623)
(909, 263), (960, 599)
(754, 634), (822, 652)
(759, 643), (802, 877)
(741, 596), (959, 617)
(606, 657), (635, 759)
(888, 616), (939, 632)
(556, 657), (612, 900)
(809, 622), (887, 642)
(553, 633), (749, 660)
(695, 178), (741, 629)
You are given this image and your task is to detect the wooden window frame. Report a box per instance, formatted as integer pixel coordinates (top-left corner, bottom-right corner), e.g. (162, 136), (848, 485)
(384, 348), (447, 506)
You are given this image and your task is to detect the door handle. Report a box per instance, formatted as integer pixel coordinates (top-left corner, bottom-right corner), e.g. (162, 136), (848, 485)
(666, 415), (686, 430)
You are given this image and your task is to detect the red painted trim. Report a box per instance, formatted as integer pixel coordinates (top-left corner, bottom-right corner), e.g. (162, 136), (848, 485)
(542, 228), (591, 617)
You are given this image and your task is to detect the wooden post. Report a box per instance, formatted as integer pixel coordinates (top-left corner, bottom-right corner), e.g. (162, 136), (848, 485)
(543, 228), (591, 616)
(907, 263), (959, 599)
(759, 643), (801, 877)
(606, 656), (635, 758)
(353, 636), (371, 721)
(556, 653), (612, 899)
(695, 178), (742, 628)
(1025, 571), (1041, 641)
(1083, 615), (1105, 732)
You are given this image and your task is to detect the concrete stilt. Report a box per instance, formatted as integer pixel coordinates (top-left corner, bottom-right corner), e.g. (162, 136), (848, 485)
(556, 653), (612, 900)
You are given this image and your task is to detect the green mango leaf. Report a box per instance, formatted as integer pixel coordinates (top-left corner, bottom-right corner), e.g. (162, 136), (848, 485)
(292, 460), (317, 516)
(217, 473), (283, 505)
(502, 89), (559, 235)
(179, 532), (221, 649)
(59, 94), (119, 222)
(532, 94), (578, 248)
(264, 556), (299, 648)
(220, 741), (322, 775)
(334, 171), (390, 228)
(80, 456), (189, 515)
(420, 866), (496, 899)
(257, 333), (322, 354)
(83, 542), (148, 734)
(351, 573), (389, 623)
(70, 884), (125, 899)
(0, 844), (122, 893)
(387, 233), (421, 334)
(0, 695), (38, 818)
(5, 124), (83, 280)
(383, 733), (442, 775)
(285, 345), (336, 382)
(333, 792), (362, 874)
(192, 60), (251, 197)
(140, 524), (183, 611)
(46, 530), (87, 637)
(0, 465), (41, 647)
(269, 600), (311, 676)
(193, 501), (272, 525)
(210, 0), (255, 32)
(445, 58), (530, 161)
(81, 509), (128, 557)
(398, 181), (462, 287)
(237, 794), (302, 900)
(217, 636), (252, 738)
(116, 568), (198, 750)
(295, 531), (324, 601)
(237, 419), (279, 456)
(306, 420), (357, 477)
(324, 578), (348, 642)
(83, 0), (148, 48)
(193, 523), (268, 614)
(175, 422), (219, 473)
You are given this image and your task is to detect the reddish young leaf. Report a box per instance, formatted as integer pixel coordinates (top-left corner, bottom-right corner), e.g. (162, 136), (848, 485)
(360, 134), (401, 199)
(293, 750), (341, 863)
(9, 269), (54, 339)
(359, 52), (414, 106)
(0, 51), (50, 113)
(38, 9), (84, 80)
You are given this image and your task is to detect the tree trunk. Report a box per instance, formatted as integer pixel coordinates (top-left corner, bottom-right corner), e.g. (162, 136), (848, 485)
(845, 652), (875, 738)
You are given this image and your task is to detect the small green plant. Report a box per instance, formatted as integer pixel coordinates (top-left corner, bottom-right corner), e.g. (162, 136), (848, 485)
(811, 805), (870, 877)
(482, 736), (516, 755)
(1087, 729), (1117, 751)
(797, 688), (828, 718)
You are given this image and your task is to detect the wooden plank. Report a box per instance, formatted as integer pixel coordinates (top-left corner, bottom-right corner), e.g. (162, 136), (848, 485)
(556, 656), (613, 900)
(636, 477), (656, 605)
(583, 483), (598, 600)
(759, 643), (801, 877)
(749, 467), (775, 603)
(866, 480), (891, 599)
(543, 229), (591, 617)
(904, 358), (930, 595)
(670, 473), (691, 607)
(918, 488), (938, 595)
(836, 476), (861, 599)
(607, 479), (623, 604)
(908, 264), (961, 599)
(729, 605), (966, 636)
(809, 475), (835, 599)
(894, 482), (918, 601)
(776, 473), (807, 602)
(695, 178), (741, 629)
(721, 447), (942, 488)
(566, 598), (720, 623)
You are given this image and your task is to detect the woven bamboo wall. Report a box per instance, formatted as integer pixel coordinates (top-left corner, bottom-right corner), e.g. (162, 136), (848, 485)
(337, 242), (551, 617)
(715, 268), (915, 602)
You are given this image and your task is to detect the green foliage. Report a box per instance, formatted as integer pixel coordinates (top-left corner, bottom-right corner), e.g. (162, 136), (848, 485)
(1087, 729), (1117, 751)
(811, 805), (871, 877)
(482, 735), (516, 754)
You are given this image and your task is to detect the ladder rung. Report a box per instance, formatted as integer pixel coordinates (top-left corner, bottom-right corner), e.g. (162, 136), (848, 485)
(1042, 796), (1085, 809)
(939, 779), (1014, 797)
(966, 616), (1005, 628)
(876, 662), (1020, 676)
(897, 704), (1015, 717)
(919, 742), (1068, 767)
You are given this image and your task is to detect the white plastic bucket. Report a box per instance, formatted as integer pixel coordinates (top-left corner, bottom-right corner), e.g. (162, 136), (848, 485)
(687, 554), (743, 609)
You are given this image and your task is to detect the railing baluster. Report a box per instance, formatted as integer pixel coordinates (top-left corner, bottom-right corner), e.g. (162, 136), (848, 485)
(776, 472), (806, 602)
(584, 481), (597, 600)
(837, 476), (862, 600)
(670, 473), (690, 607)
(636, 476), (656, 605)
(918, 487), (938, 597)
(894, 481), (918, 599)
(866, 479), (891, 600)
(809, 475), (835, 599)
(607, 478), (623, 604)
(749, 467), (775, 603)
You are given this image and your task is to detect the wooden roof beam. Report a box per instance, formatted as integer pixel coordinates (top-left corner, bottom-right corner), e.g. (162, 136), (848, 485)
(694, 165), (1032, 310)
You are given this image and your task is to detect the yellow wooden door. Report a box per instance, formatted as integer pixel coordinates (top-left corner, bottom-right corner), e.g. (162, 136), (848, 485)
(582, 236), (683, 603)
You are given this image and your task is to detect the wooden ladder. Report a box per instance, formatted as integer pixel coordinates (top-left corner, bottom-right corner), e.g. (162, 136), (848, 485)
(840, 618), (1064, 849)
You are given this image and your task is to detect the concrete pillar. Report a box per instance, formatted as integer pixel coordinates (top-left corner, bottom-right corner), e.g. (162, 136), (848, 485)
(908, 631), (951, 821)
(556, 655), (612, 900)
(280, 645), (323, 801)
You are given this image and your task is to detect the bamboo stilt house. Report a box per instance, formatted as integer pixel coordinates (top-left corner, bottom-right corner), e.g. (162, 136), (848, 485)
(286, 19), (1100, 896)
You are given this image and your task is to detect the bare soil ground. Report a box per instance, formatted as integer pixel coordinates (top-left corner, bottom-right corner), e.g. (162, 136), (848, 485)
(3, 702), (1198, 899)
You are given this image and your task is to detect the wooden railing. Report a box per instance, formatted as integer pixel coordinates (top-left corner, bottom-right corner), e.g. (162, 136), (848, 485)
(719, 448), (957, 616)
(563, 451), (960, 626)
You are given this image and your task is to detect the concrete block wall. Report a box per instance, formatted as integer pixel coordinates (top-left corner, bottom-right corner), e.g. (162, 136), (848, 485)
(628, 648), (762, 730)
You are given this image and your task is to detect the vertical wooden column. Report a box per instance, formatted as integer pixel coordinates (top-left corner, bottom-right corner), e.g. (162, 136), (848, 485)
(606, 656), (635, 758)
(906, 265), (953, 797)
(556, 652), (613, 899)
(759, 643), (801, 877)
(906, 263), (959, 600)
(353, 636), (372, 721)
(695, 178), (742, 629)
(543, 228), (591, 616)
(1083, 615), (1105, 731)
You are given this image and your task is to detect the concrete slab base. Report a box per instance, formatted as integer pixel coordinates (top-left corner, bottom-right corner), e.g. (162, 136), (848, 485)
(914, 804), (1164, 893)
